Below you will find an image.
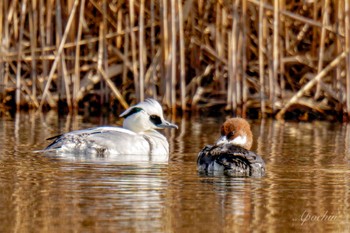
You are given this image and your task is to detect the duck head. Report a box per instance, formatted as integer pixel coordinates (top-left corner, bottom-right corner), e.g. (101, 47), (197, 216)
(120, 98), (178, 133)
(216, 118), (253, 150)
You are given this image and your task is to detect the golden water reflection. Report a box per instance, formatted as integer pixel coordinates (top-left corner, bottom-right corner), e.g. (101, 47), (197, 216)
(0, 112), (349, 232)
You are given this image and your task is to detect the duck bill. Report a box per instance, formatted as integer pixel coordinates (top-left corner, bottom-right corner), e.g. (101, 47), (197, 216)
(215, 136), (227, 145)
(158, 120), (178, 129)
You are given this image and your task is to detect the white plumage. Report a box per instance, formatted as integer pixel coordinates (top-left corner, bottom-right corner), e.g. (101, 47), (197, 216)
(44, 99), (178, 158)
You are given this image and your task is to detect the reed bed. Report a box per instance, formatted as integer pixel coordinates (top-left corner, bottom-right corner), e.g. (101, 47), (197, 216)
(0, 0), (349, 121)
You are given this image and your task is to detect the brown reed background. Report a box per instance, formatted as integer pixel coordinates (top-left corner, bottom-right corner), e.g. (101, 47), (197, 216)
(0, 0), (349, 120)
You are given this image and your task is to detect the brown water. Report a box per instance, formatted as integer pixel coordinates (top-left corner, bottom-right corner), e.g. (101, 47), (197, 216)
(0, 112), (350, 232)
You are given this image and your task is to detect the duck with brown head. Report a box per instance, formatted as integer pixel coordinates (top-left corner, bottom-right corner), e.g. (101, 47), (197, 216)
(197, 117), (265, 177)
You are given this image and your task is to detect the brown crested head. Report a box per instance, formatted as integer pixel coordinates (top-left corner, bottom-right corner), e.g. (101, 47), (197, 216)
(220, 118), (253, 150)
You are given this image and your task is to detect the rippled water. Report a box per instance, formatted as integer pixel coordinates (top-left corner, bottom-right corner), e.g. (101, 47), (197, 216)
(0, 112), (350, 232)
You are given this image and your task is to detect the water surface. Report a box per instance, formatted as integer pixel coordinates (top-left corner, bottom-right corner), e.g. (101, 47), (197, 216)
(0, 112), (349, 232)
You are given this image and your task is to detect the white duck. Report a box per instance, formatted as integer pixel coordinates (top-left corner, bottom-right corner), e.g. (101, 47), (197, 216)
(44, 99), (178, 157)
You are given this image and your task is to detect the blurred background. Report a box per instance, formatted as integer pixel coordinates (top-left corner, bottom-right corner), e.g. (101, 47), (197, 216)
(0, 0), (349, 121)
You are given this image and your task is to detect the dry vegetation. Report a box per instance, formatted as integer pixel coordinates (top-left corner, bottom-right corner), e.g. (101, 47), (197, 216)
(0, 0), (349, 120)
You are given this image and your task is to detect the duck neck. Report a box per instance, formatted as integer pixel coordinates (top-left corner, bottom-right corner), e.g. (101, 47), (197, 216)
(143, 130), (169, 154)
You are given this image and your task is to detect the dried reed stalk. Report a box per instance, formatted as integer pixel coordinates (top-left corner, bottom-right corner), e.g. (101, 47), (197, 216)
(249, 0), (342, 36)
(98, 23), (128, 109)
(161, 0), (170, 107)
(272, 0), (278, 111)
(56, 0), (72, 110)
(241, 0), (247, 115)
(0, 1), (4, 97)
(315, 0), (329, 99)
(73, 0), (85, 109)
(227, 31), (233, 110)
(129, 0), (139, 101)
(170, 0), (177, 112)
(276, 51), (348, 119)
(258, 0), (266, 116)
(0, 0), (349, 121)
(346, 0), (350, 116)
(122, 17), (130, 93)
(231, 0), (239, 112)
(29, 1), (38, 104)
(39, 0), (78, 110)
(150, 0), (156, 99)
(178, 0), (186, 111)
(139, 0), (145, 101)
(335, 1), (343, 109)
(16, 0), (27, 110)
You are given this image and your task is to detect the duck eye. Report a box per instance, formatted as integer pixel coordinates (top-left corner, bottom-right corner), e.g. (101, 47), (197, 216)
(227, 131), (235, 138)
(150, 115), (162, 125)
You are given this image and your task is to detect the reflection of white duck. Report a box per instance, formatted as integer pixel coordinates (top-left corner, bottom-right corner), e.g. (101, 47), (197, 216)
(197, 118), (265, 177)
(44, 99), (178, 156)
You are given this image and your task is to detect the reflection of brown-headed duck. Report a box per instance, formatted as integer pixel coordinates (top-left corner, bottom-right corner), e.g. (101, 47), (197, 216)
(197, 118), (265, 177)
